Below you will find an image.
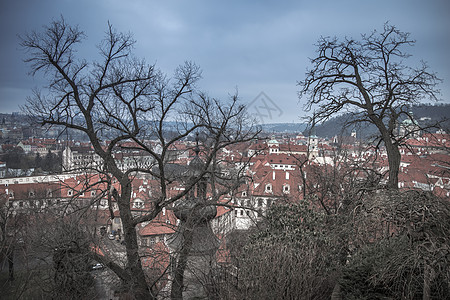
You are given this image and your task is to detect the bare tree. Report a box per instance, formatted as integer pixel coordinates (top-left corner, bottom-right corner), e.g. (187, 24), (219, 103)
(20, 17), (259, 299)
(299, 23), (440, 189)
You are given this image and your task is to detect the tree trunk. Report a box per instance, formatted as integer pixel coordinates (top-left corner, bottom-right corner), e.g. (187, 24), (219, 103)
(373, 117), (401, 190)
(383, 137), (401, 189)
(171, 228), (194, 300)
(8, 249), (14, 281)
(117, 182), (154, 300)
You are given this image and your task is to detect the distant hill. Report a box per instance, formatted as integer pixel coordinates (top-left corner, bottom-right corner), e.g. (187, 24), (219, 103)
(260, 122), (307, 134)
(312, 103), (450, 138)
(2, 103), (449, 139)
(257, 103), (450, 137)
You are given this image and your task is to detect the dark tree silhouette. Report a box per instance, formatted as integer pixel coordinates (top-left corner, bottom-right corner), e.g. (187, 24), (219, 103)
(299, 23), (440, 188)
(20, 17), (259, 299)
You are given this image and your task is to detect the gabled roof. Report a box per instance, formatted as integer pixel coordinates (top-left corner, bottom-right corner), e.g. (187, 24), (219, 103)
(138, 209), (178, 236)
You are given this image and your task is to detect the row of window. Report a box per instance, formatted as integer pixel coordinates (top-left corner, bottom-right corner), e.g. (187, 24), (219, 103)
(11, 199), (61, 208)
(264, 183), (290, 193)
(234, 208), (262, 217)
(9, 198), (110, 209)
(66, 190), (97, 197)
(8, 189), (98, 198)
(7, 190), (53, 198)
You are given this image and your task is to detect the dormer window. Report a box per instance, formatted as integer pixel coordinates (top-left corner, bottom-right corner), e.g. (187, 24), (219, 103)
(133, 199), (144, 209)
(67, 190), (73, 197)
(91, 190), (96, 197)
(265, 184), (272, 193)
(283, 184), (290, 194)
(241, 191), (247, 197)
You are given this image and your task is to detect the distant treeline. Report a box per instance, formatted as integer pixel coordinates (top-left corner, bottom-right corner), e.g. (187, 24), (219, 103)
(311, 103), (450, 138)
(0, 147), (62, 174)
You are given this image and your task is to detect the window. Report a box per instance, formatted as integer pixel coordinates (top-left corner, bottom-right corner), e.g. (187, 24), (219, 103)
(67, 190), (73, 196)
(149, 237), (156, 245)
(114, 218), (120, 224)
(283, 184), (290, 193)
(240, 210), (244, 216)
(29, 190), (35, 197)
(133, 199), (144, 209)
(258, 199), (263, 207)
(241, 191), (247, 197)
(265, 184), (272, 193)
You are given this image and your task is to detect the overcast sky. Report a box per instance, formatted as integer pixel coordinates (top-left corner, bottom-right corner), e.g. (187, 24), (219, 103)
(1, 0), (449, 123)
